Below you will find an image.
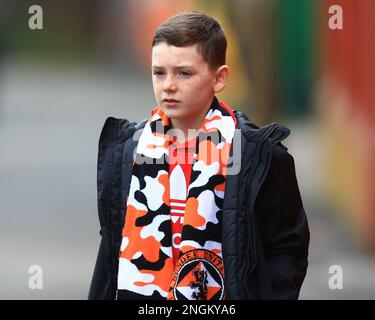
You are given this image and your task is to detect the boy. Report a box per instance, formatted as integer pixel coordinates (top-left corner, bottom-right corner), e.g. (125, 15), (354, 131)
(88, 11), (309, 300)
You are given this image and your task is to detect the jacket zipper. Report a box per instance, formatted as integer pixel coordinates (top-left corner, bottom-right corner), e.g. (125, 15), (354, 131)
(104, 121), (120, 300)
(240, 123), (278, 298)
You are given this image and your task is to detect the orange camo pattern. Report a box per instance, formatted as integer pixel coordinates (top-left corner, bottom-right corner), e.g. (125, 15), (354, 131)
(183, 197), (206, 229)
(120, 205), (161, 263)
(158, 173), (170, 206)
(117, 101), (236, 299)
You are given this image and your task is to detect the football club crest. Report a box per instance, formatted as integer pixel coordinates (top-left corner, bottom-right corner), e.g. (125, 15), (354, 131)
(168, 249), (225, 300)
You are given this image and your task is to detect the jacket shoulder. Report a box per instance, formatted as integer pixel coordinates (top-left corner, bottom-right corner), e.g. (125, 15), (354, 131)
(98, 117), (147, 147)
(233, 109), (290, 150)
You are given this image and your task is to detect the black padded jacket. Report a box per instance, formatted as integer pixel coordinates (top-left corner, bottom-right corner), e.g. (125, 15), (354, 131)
(88, 109), (310, 300)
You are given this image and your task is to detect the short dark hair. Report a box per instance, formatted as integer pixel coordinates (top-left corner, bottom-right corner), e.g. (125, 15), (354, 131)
(152, 11), (227, 70)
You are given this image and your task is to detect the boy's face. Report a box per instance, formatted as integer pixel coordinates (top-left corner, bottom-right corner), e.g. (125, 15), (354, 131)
(151, 43), (222, 128)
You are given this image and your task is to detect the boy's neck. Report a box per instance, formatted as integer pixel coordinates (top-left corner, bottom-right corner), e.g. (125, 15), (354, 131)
(171, 112), (207, 143)
(170, 101), (212, 143)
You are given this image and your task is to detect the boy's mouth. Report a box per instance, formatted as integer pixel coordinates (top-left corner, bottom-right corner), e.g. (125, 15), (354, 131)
(163, 98), (180, 103)
(163, 98), (180, 107)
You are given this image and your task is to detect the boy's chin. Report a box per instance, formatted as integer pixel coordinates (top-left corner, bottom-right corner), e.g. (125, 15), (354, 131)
(162, 109), (184, 119)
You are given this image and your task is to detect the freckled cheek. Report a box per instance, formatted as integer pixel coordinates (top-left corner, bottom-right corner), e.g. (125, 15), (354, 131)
(152, 78), (158, 87)
(152, 81), (162, 95)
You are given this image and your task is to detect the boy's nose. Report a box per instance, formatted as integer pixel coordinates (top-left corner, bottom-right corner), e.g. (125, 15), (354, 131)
(163, 76), (177, 92)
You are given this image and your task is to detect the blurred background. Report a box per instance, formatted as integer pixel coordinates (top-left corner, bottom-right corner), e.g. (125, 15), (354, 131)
(1, 0), (374, 299)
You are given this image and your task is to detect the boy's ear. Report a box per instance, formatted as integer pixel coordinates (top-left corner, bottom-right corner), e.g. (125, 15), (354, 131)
(213, 65), (230, 93)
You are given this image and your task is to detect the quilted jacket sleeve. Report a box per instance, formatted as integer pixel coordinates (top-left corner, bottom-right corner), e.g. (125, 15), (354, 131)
(88, 233), (108, 299)
(255, 145), (310, 299)
(88, 117), (121, 300)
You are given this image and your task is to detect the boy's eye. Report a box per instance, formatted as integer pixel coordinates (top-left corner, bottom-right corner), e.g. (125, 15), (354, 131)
(179, 71), (191, 76)
(152, 70), (191, 77)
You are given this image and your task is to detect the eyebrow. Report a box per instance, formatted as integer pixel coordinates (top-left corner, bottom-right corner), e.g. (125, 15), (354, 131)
(152, 65), (195, 70)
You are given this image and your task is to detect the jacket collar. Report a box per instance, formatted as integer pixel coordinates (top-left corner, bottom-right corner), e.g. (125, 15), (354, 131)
(116, 108), (290, 148)
(233, 109), (290, 147)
